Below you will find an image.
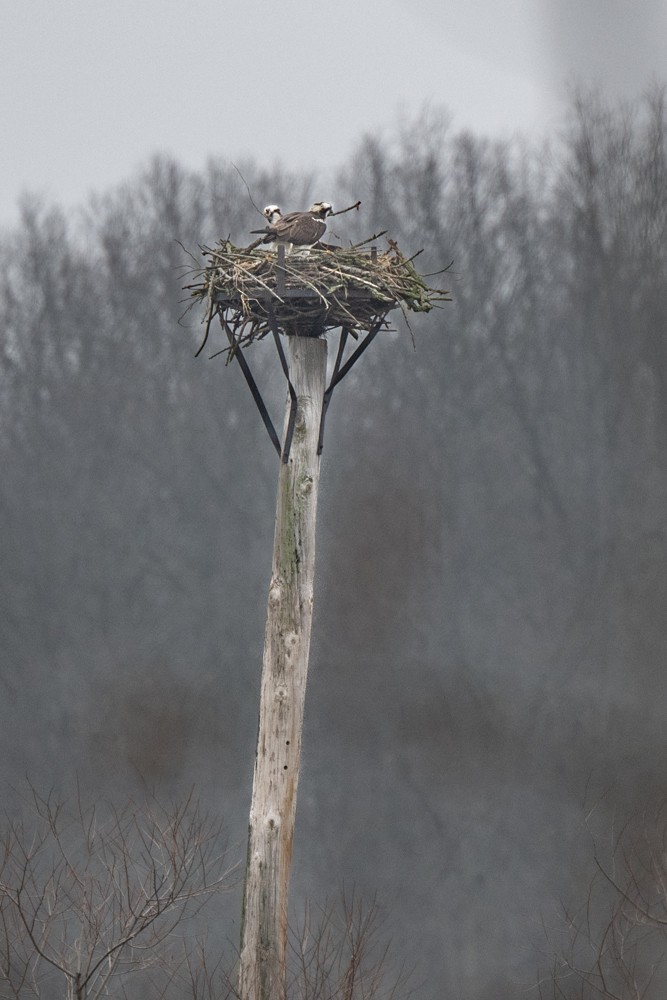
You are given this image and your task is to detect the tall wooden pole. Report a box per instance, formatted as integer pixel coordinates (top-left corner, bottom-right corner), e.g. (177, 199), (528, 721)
(238, 335), (327, 1000)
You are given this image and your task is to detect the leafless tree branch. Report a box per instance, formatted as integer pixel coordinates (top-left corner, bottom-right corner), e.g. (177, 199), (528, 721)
(547, 797), (667, 999)
(0, 786), (238, 1000)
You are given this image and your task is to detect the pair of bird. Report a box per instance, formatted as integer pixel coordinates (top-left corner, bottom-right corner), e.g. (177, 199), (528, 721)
(251, 201), (333, 254)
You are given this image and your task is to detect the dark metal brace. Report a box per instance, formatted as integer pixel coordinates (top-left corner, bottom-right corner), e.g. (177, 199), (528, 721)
(221, 317), (282, 458)
(317, 327), (348, 455)
(221, 305), (298, 464)
(267, 304), (298, 464)
(317, 321), (383, 454)
(223, 305), (383, 462)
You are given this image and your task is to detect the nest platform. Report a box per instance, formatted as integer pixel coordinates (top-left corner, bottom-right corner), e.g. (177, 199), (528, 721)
(186, 238), (451, 355)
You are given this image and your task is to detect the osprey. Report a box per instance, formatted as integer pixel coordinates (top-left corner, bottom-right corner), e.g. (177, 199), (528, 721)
(259, 206), (283, 250)
(251, 201), (333, 252)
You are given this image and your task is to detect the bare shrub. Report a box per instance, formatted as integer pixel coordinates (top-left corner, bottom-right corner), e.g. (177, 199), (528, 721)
(0, 785), (237, 1000)
(545, 797), (667, 999)
(286, 892), (412, 1000)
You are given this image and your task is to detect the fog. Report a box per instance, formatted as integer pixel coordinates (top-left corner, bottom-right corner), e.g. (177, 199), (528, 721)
(1, 89), (667, 998)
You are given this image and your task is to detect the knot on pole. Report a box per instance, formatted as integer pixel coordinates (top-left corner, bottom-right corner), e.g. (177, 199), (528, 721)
(265, 812), (281, 831)
(282, 632), (299, 660)
(297, 474), (314, 499)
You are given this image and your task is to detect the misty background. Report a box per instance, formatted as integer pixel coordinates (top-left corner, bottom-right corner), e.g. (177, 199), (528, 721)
(2, 0), (666, 226)
(2, 3), (667, 999)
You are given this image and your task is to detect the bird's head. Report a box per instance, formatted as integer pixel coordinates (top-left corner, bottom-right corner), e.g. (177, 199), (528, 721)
(308, 202), (333, 218)
(263, 204), (282, 224)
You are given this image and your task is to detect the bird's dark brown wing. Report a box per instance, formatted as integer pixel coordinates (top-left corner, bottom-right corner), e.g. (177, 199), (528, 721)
(273, 214), (327, 245)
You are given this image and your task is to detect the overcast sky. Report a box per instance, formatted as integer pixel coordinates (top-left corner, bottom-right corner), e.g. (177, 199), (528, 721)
(2, 0), (665, 228)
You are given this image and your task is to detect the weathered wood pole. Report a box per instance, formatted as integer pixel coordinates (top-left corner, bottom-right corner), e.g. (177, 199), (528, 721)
(238, 334), (327, 1000)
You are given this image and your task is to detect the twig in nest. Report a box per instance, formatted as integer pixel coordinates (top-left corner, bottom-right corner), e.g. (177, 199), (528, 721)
(422, 260), (455, 277)
(349, 231), (388, 250)
(174, 239), (202, 268)
(403, 248), (425, 265)
(329, 200), (361, 218)
(386, 239), (422, 267)
(244, 236), (266, 252)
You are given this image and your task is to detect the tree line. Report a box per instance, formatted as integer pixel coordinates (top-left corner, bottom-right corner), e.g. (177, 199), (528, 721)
(0, 87), (666, 998)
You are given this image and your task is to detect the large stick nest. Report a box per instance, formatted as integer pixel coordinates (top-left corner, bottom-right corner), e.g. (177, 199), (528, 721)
(185, 236), (451, 356)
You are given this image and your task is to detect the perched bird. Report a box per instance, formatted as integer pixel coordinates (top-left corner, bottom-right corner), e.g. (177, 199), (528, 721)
(259, 205), (283, 250)
(251, 201), (333, 253)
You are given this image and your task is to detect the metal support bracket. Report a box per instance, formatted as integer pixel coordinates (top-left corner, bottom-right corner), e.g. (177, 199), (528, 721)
(317, 321), (383, 454)
(224, 316), (384, 462)
(267, 303), (298, 464)
(221, 306), (299, 464)
(221, 317), (282, 458)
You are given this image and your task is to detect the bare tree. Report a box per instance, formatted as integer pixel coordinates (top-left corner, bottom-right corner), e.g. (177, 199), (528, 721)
(0, 786), (237, 1000)
(172, 893), (411, 1000)
(545, 798), (667, 999)
(285, 892), (412, 1000)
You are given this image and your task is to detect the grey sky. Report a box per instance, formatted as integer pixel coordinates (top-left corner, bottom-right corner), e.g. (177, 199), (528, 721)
(2, 0), (665, 228)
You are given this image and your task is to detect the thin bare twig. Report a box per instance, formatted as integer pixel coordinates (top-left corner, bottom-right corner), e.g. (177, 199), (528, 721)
(230, 163), (265, 219)
(329, 200), (362, 218)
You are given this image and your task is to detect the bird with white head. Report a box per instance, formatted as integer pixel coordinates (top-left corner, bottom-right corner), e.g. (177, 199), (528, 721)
(251, 201), (333, 254)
